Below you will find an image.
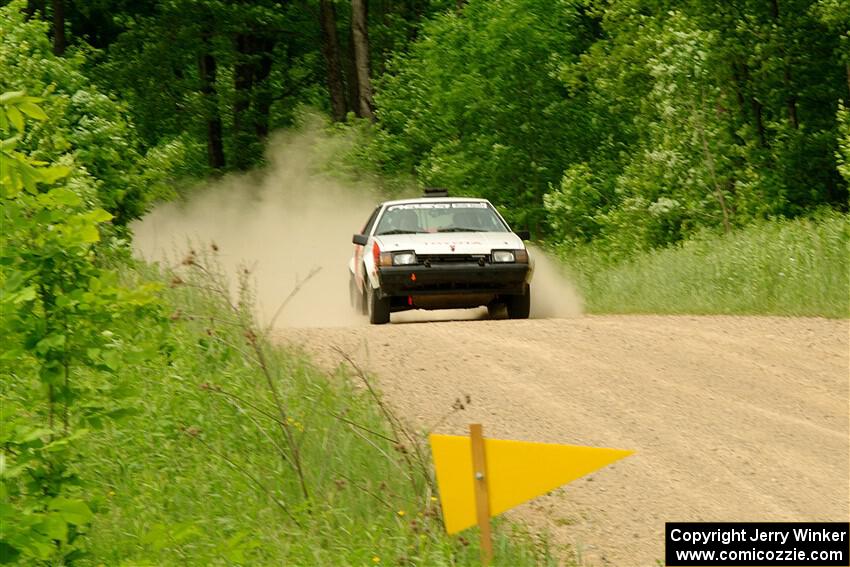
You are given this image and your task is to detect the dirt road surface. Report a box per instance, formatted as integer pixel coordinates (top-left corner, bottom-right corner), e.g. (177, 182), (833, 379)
(279, 313), (849, 566)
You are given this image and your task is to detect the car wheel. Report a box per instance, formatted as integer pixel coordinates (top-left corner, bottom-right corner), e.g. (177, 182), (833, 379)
(368, 286), (391, 325)
(487, 301), (506, 319)
(506, 285), (531, 319)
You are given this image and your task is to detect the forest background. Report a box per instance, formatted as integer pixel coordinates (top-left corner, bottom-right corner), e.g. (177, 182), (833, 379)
(1, 0), (847, 564)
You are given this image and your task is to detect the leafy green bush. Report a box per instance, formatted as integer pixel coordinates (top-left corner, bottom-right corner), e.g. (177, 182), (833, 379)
(0, 3), (201, 225)
(1, 92), (161, 564)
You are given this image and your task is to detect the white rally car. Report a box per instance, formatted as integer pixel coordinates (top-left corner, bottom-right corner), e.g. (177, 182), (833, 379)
(349, 191), (533, 324)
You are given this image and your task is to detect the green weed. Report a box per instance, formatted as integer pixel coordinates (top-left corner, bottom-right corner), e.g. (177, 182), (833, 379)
(558, 213), (849, 318)
(70, 252), (559, 566)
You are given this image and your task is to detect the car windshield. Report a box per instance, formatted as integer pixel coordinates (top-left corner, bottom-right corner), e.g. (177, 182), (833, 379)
(374, 202), (509, 235)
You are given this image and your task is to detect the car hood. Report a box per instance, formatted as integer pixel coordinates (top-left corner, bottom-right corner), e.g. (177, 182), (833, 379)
(373, 232), (524, 255)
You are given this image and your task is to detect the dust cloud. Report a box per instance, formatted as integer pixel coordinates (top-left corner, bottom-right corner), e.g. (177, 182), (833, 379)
(132, 126), (381, 328)
(132, 126), (582, 327)
(527, 244), (584, 318)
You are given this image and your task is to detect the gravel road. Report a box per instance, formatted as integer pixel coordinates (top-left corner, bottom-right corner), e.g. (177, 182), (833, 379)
(279, 313), (849, 566)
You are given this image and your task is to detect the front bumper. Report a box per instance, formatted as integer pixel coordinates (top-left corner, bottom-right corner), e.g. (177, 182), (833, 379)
(377, 263), (529, 297)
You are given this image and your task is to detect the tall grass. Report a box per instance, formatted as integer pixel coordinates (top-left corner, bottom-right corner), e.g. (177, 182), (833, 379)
(73, 253), (557, 566)
(559, 213), (849, 318)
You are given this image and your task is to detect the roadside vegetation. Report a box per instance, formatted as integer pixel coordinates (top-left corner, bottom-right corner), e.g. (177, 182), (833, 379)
(74, 257), (555, 566)
(3, 222), (555, 565)
(558, 213), (849, 318)
(1, 7), (555, 564)
(3, 0), (848, 564)
(0, 93), (555, 563)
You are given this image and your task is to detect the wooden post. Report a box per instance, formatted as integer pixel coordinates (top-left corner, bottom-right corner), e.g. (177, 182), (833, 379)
(469, 423), (493, 565)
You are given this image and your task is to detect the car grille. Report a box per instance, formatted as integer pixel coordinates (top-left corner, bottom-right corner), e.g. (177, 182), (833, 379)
(417, 254), (486, 265)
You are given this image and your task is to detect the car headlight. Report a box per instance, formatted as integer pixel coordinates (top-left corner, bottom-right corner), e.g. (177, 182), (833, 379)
(392, 252), (417, 266)
(491, 250), (516, 263)
(491, 249), (529, 263)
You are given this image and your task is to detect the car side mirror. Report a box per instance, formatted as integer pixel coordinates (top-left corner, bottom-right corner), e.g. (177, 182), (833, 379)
(516, 230), (530, 241)
(352, 234), (368, 246)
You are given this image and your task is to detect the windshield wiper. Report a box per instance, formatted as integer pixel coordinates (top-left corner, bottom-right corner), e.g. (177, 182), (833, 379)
(376, 229), (425, 235)
(437, 227), (485, 233)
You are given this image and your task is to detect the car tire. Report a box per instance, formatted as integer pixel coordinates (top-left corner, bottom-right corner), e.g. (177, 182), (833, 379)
(368, 286), (391, 325)
(487, 302), (506, 319)
(506, 285), (531, 319)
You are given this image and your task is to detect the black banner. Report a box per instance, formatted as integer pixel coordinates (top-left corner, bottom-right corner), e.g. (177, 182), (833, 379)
(665, 522), (850, 566)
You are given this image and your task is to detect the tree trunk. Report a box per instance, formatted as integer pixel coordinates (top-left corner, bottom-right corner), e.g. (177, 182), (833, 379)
(52, 0), (65, 55)
(319, 0), (348, 121)
(24, 0), (43, 20)
(696, 89), (732, 234)
(702, 136), (732, 234)
(751, 96), (766, 146)
(769, 0), (779, 19)
(252, 41), (275, 141)
(739, 63), (766, 147)
(731, 61), (759, 147)
(351, 0), (374, 120)
(232, 33), (276, 168)
(344, 28), (360, 116)
(198, 34), (225, 170)
(233, 34), (256, 170)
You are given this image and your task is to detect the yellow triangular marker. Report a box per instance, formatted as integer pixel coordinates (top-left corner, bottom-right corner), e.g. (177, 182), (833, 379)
(430, 434), (633, 534)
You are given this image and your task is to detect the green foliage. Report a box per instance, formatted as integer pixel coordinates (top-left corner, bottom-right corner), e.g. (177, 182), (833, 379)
(0, 3), (197, 224)
(0, 92), (71, 195)
(368, 0), (594, 230)
(813, 0), (850, 72)
(1, 5), (138, 224)
(558, 212), (850, 318)
(543, 163), (605, 243)
(539, 0), (849, 259)
(1, 91), (161, 564)
(573, 0), (848, 227)
(365, 0), (848, 254)
(92, 0), (424, 173)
